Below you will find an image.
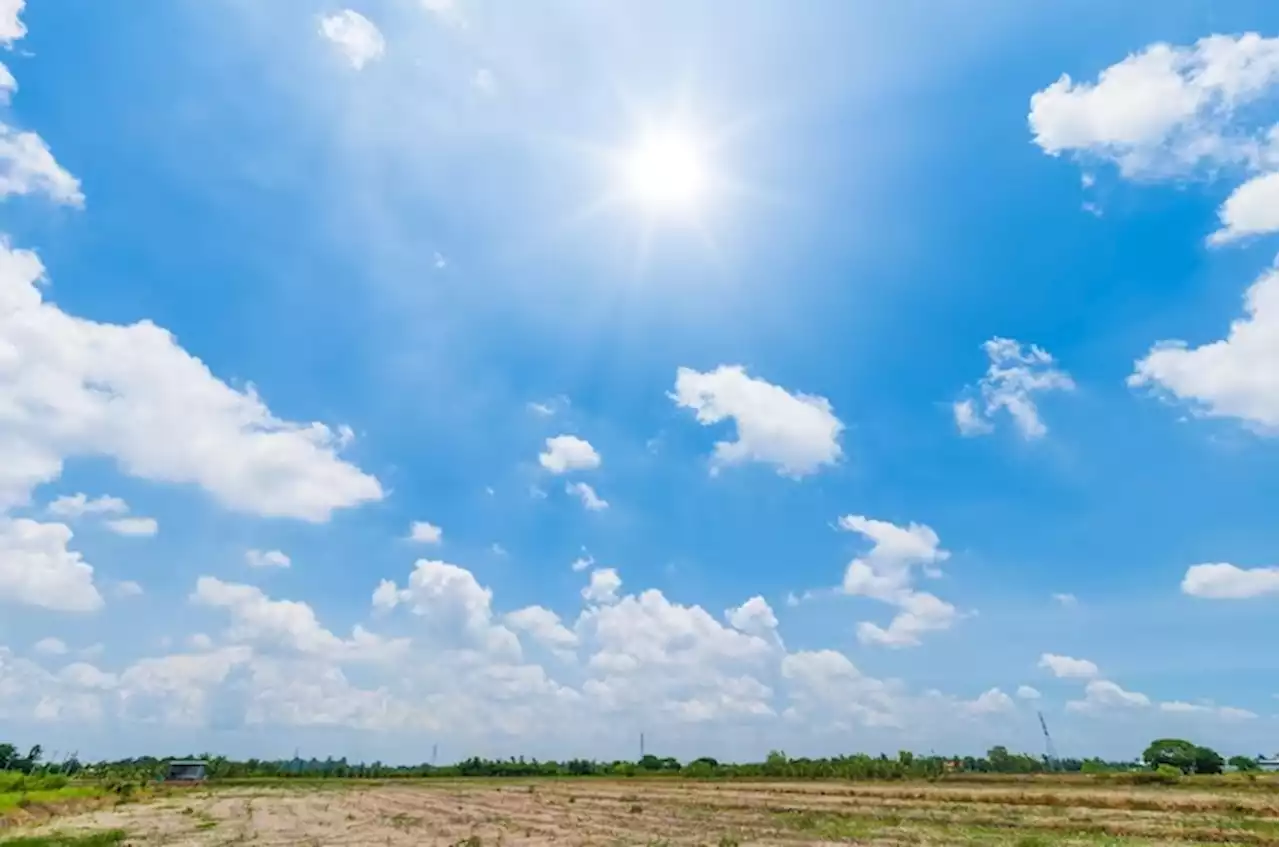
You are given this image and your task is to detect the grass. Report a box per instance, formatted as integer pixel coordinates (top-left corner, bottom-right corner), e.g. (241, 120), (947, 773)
(0, 831), (126, 847)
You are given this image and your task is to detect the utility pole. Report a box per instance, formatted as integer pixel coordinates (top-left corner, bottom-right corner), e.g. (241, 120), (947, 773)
(639, 732), (645, 760)
(1037, 711), (1059, 771)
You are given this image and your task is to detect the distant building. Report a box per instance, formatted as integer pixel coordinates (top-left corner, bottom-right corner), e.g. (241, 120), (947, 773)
(1258, 755), (1279, 773)
(164, 760), (208, 782)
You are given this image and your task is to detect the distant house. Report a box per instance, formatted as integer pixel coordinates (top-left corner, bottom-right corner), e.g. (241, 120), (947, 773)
(164, 760), (208, 782)
(1258, 755), (1279, 773)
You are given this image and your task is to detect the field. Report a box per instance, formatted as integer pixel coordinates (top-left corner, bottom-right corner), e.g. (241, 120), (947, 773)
(4, 776), (1277, 846)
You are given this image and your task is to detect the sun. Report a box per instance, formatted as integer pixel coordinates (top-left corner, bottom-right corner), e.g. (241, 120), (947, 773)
(621, 129), (709, 216)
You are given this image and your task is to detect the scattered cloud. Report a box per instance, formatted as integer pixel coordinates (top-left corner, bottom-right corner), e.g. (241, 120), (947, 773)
(368, 560), (518, 657)
(419, 0), (466, 28)
(1067, 679), (1150, 713)
(0, 241), (383, 521)
(724, 596), (780, 641)
(318, 10), (385, 70)
(1181, 562), (1279, 599)
(1029, 34), (1279, 178)
(245, 549), (291, 569)
(112, 580), (144, 598)
(47, 493), (128, 519)
(408, 520), (444, 544)
(954, 338), (1074, 439)
(1159, 700), (1257, 720)
(505, 606), (578, 656)
(672, 366), (843, 477)
(968, 687), (1016, 714)
(538, 435), (601, 474)
(104, 516), (158, 537)
(1038, 653), (1099, 679)
(838, 515), (958, 647)
(1052, 592), (1078, 607)
(566, 481), (608, 511)
(581, 568), (621, 605)
(33, 636), (67, 656)
(0, 518), (103, 612)
(570, 554), (594, 572)
(1016, 685), (1042, 700)
(1208, 171), (1280, 245)
(1129, 263), (1278, 430)
(0, 125), (84, 206)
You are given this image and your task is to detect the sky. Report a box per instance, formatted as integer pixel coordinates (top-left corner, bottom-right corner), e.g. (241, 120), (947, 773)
(0, 0), (1276, 765)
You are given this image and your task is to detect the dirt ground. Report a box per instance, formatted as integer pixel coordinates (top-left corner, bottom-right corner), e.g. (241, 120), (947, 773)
(16, 778), (1280, 846)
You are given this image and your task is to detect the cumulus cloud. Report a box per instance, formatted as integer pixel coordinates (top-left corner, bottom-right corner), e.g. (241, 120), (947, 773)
(1016, 685), (1042, 700)
(419, 0), (466, 27)
(0, 518), (103, 612)
(245, 549), (291, 569)
(1181, 562), (1279, 599)
(565, 481), (608, 511)
(538, 435), (601, 474)
(32, 636), (67, 656)
(1130, 263), (1278, 430)
(954, 338), (1074, 439)
(1067, 679), (1150, 713)
(408, 520), (444, 543)
(1209, 171), (1280, 245)
(46, 493), (128, 519)
(1159, 700), (1257, 720)
(1029, 34), (1279, 178)
(0, 241), (383, 521)
(104, 516), (158, 537)
(724, 596), (780, 642)
(112, 580), (143, 598)
(0, 125), (84, 206)
(968, 687), (1016, 714)
(318, 10), (385, 70)
(671, 365), (843, 477)
(581, 568), (621, 605)
(838, 515), (958, 647)
(1038, 653), (1099, 679)
(370, 560), (519, 657)
(505, 606), (578, 656)
(192, 577), (405, 662)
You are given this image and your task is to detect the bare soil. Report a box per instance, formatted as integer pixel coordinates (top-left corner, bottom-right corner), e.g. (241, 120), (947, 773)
(13, 778), (1279, 846)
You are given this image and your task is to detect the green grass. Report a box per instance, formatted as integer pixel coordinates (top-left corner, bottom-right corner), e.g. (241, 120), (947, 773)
(0, 831), (127, 847)
(0, 787), (104, 813)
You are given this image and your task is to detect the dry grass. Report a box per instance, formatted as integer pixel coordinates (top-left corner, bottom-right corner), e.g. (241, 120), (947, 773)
(3, 778), (1275, 846)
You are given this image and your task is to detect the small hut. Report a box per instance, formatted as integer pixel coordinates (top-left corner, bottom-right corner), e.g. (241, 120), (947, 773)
(164, 760), (208, 783)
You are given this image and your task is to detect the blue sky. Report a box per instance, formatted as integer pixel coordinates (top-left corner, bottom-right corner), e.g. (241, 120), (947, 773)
(0, 0), (1276, 764)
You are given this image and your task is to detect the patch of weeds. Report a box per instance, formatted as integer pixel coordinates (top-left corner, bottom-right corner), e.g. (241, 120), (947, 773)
(0, 831), (127, 847)
(629, 803), (643, 814)
(194, 820), (218, 831)
(453, 837), (482, 847)
(1012, 837), (1053, 847)
(717, 835), (741, 847)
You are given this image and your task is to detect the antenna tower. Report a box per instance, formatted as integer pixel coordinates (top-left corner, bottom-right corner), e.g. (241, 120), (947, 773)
(1037, 711), (1059, 771)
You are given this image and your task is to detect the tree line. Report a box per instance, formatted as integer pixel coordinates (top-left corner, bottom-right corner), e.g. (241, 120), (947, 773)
(1, 739), (1270, 782)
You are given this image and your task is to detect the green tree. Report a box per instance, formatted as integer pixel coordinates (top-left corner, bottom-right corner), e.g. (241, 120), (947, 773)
(1228, 755), (1261, 772)
(1193, 745), (1224, 775)
(1142, 738), (1197, 773)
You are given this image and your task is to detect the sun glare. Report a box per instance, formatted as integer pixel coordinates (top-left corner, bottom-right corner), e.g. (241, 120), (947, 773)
(622, 130), (708, 215)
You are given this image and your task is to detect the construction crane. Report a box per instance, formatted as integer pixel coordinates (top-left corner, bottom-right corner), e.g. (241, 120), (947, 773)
(1037, 711), (1059, 771)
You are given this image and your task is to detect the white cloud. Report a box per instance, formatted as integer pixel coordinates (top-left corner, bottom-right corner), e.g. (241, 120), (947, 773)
(0, 125), (84, 206)
(192, 577), (405, 662)
(318, 10), (385, 70)
(1209, 170), (1280, 245)
(505, 606), (578, 656)
(1130, 263), (1278, 430)
(47, 493), (129, 519)
(1016, 685), (1042, 700)
(408, 520), (444, 544)
(1067, 679), (1150, 713)
(0, 241), (383, 521)
(1038, 652), (1099, 679)
(1051, 592), (1078, 607)
(370, 560), (519, 657)
(419, 0), (465, 27)
(968, 687), (1016, 714)
(1181, 562), (1279, 599)
(672, 366), (843, 477)
(0, 518), (103, 612)
(245, 549), (291, 569)
(565, 481), (608, 511)
(724, 596), (779, 640)
(187, 633), (213, 650)
(0, 0), (26, 45)
(1029, 34), (1279, 178)
(538, 435), (601, 474)
(472, 68), (496, 95)
(104, 516), (158, 537)
(112, 580), (143, 598)
(581, 567), (621, 605)
(838, 515), (958, 647)
(1159, 700), (1257, 720)
(954, 338), (1074, 439)
(570, 554), (594, 572)
(0, 63), (14, 104)
(32, 636), (67, 656)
